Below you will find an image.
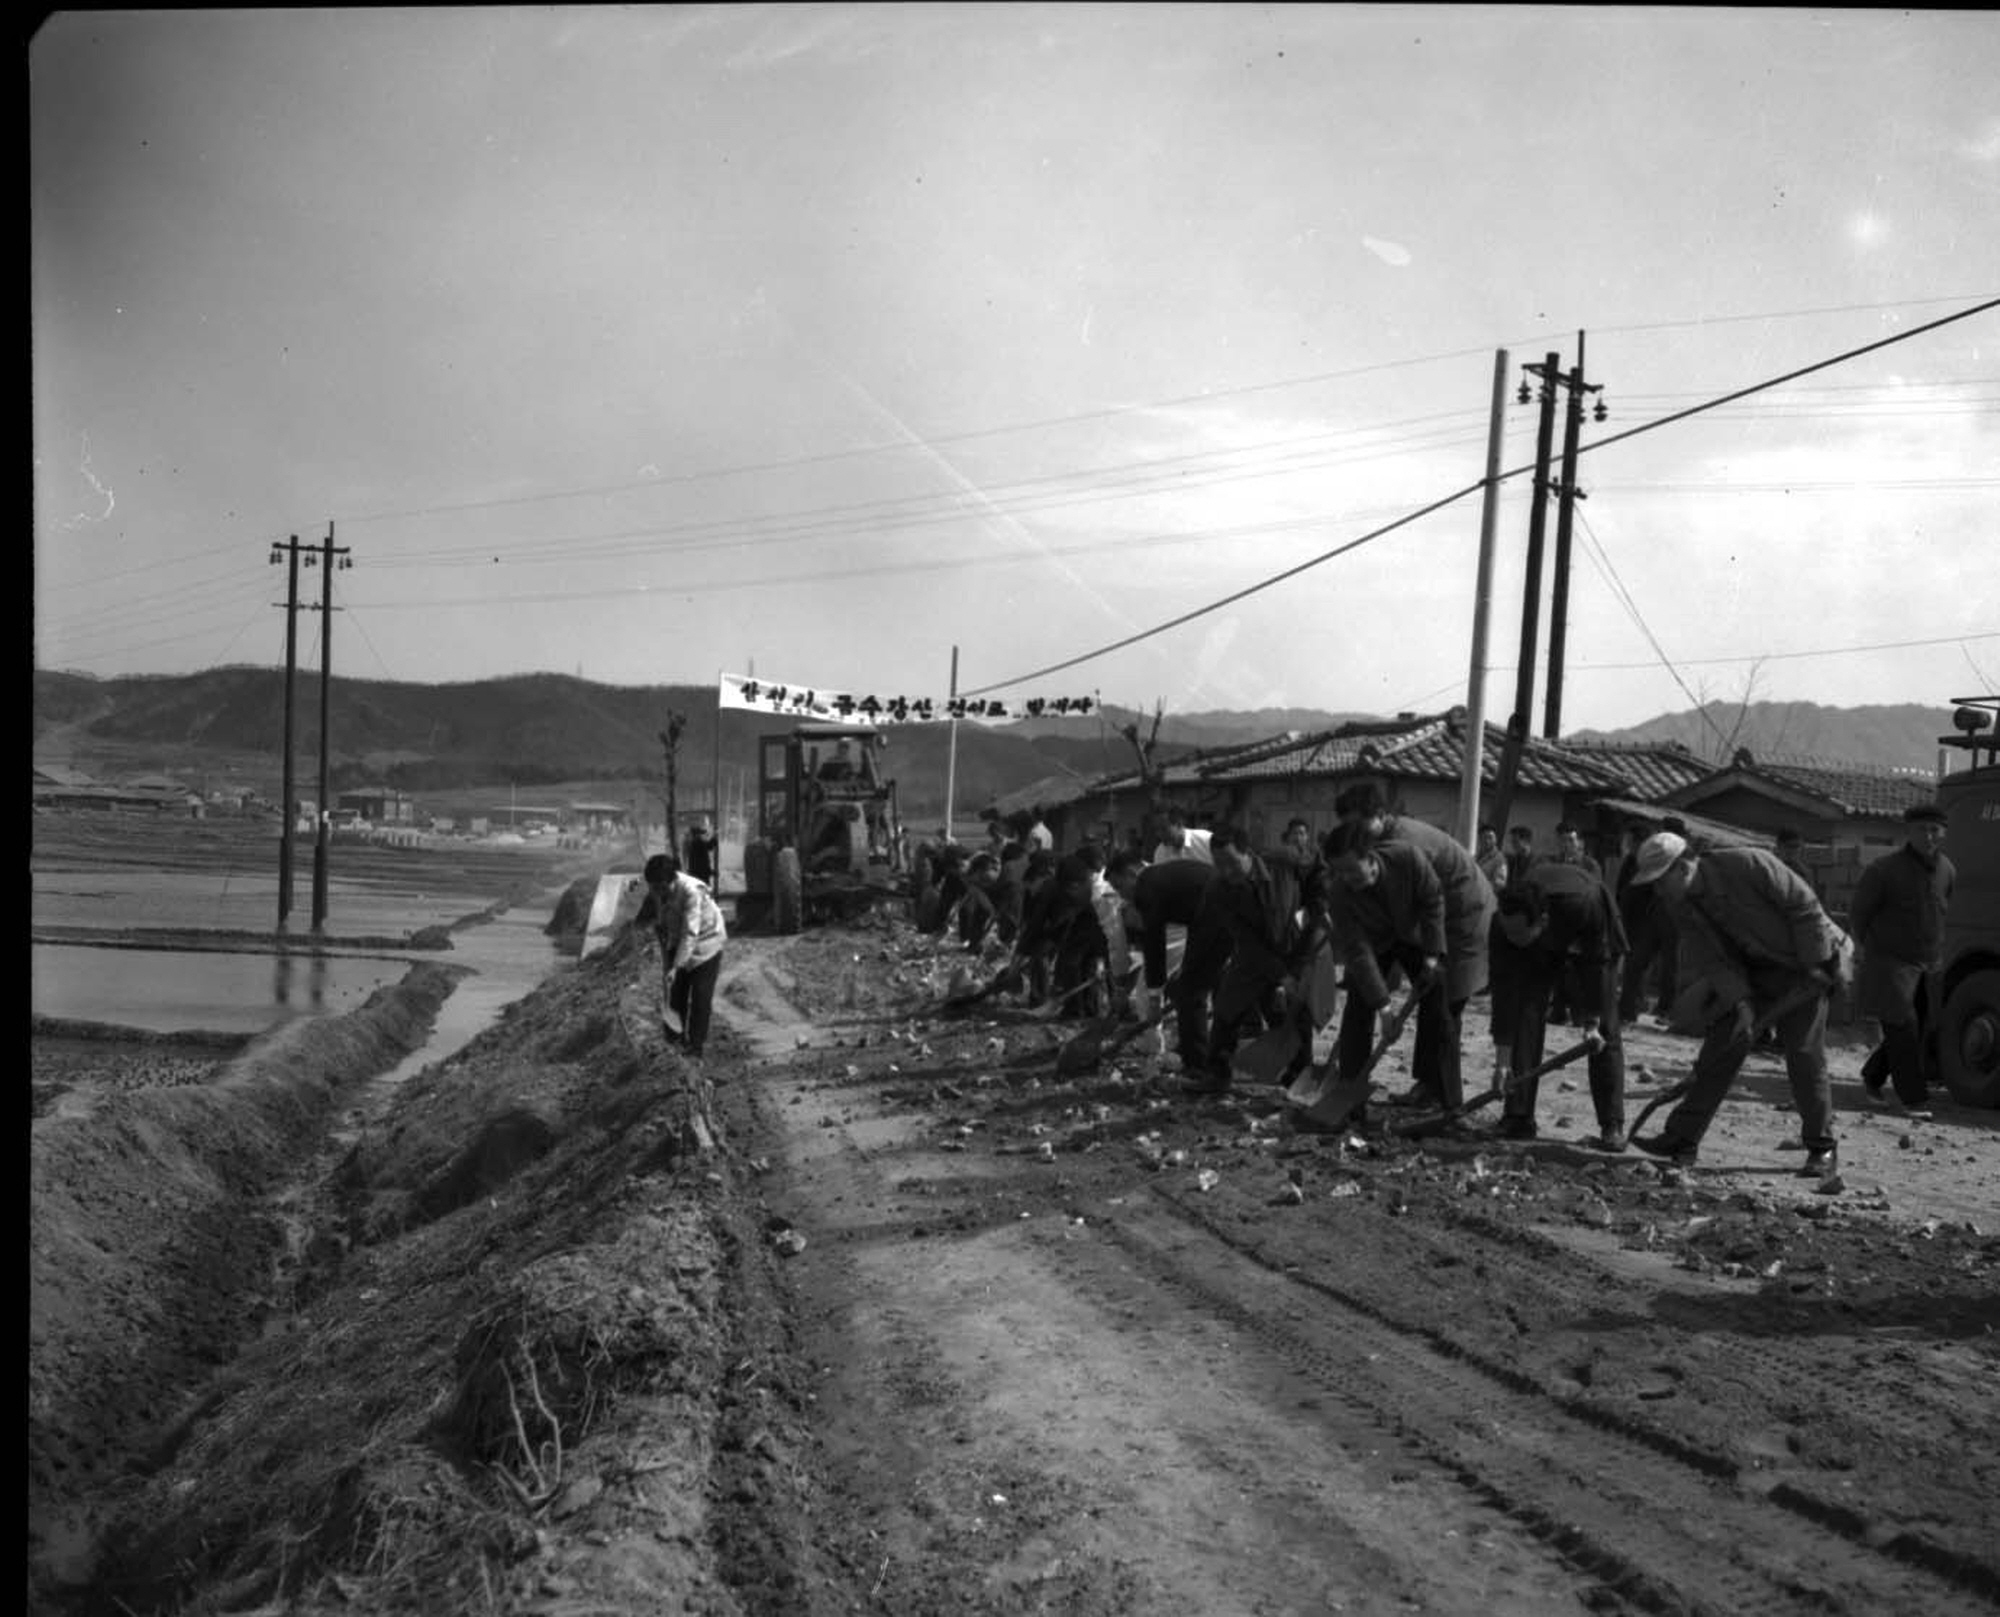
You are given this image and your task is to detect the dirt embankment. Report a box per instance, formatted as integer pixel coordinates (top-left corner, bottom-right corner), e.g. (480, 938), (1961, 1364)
(28, 909), (2000, 1617)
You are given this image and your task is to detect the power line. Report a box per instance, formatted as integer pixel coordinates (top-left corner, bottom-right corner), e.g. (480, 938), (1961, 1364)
(334, 294), (1993, 532)
(1573, 511), (1734, 752)
(1566, 630), (2000, 672)
(962, 295), (2000, 697)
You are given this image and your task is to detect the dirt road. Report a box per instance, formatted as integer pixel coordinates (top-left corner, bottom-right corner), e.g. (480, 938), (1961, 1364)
(714, 925), (1998, 1616)
(32, 912), (1997, 1616)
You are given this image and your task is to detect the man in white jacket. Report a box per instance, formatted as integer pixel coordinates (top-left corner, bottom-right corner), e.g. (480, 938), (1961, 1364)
(642, 853), (727, 1059)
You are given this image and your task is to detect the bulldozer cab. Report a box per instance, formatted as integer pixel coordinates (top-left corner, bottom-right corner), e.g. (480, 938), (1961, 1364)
(740, 724), (906, 932)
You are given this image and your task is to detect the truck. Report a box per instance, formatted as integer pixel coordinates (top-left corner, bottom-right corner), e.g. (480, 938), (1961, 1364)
(735, 724), (907, 933)
(1930, 696), (1999, 1108)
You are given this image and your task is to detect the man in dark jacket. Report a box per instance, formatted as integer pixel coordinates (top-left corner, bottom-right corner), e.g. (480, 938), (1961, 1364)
(1488, 860), (1629, 1149)
(1111, 854), (1217, 1076)
(1851, 804), (1954, 1110)
(1324, 833), (1454, 1107)
(1627, 832), (1851, 1177)
(1332, 788), (1495, 1109)
(1182, 824), (1302, 1094)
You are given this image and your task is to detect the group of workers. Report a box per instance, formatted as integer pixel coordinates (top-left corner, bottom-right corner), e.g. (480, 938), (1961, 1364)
(922, 790), (1957, 1179)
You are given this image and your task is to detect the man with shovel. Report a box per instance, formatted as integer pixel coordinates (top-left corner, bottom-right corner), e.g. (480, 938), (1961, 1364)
(1109, 851), (1218, 1076)
(1322, 832), (1453, 1117)
(1329, 788), (1497, 1111)
(1624, 832), (1852, 1176)
(1488, 862), (1630, 1149)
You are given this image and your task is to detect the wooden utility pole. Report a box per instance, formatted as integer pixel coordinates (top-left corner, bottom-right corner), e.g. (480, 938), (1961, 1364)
(1489, 352), (1562, 839)
(309, 524), (350, 933)
(1456, 350), (1510, 849)
(943, 645), (960, 842)
(1543, 332), (1604, 741)
(271, 535), (303, 929)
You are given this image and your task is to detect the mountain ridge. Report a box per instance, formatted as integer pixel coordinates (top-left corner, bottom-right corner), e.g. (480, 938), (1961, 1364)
(33, 668), (1966, 819)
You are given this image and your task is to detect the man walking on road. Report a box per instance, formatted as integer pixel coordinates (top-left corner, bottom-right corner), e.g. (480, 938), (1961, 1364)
(1851, 804), (1954, 1112)
(1624, 832), (1851, 1177)
(642, 852), (727, 1060)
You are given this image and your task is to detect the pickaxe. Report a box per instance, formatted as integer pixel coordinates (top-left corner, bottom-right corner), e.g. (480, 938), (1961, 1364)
(1629, 976), (1833, 1139)
(1391, 1028), (1605, 1139)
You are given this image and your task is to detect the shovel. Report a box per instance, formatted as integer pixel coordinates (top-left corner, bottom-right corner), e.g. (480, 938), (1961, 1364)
(942, 953), (1023, 1012)
(1056, 973), (1175, 1076)
(1236, 946), (1341, 1086)
(1287, 988), (1424, 1130)
(1392, 1029), (1604, 1140)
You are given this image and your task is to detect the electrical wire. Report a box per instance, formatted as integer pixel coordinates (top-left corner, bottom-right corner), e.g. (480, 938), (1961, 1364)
(962, 294), (2000, 697)
(332, 295), (1994, 533)
(1573, 511), (1735, 752)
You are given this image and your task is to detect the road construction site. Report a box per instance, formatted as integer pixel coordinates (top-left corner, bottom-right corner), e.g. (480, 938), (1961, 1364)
(29, 906), (2000, 1616)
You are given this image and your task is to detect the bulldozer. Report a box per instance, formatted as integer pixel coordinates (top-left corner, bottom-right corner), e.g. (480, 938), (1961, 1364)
(735, 723), (908, 933)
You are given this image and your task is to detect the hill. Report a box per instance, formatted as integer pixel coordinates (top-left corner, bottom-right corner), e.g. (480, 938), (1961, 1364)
(30, 669), (1344, 825)
(1570, 700), (1964, 775)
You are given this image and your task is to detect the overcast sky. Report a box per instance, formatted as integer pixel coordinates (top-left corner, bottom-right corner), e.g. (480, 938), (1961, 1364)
(31, 5), (2000, 733)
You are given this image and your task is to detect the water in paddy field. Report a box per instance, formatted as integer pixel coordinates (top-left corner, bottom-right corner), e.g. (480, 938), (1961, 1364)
(32, 888), (576, 1045)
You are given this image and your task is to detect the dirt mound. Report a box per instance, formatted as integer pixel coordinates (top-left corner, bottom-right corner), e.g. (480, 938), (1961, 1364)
(30, 964), (461, 1608)
(35, 929), (751, 1616)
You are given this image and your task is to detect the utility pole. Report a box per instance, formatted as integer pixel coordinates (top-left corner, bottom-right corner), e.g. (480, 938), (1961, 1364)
(309, 524), (352, 933)
(943, 645), (960, 842)
(1488, 350), (1562, 839)
(1456, 349), (1510, 848)
(270, 535), (303, 930)
(1543, 332), (1606, 741)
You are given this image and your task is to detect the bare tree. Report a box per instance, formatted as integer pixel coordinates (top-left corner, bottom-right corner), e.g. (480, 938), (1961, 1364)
(1116, 700), (1171, 839)
(1689, 658), (1773, 764)
(657, 712), (687, 849)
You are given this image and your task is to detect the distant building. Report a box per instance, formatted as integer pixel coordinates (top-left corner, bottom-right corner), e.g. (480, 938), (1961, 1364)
(565, 801), (632, 837)
(336, 787), (417, 825)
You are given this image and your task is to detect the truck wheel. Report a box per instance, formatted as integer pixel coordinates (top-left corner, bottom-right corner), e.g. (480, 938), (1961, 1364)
(774, 848), (804, 935)
(1937, 967), (2000, 1109)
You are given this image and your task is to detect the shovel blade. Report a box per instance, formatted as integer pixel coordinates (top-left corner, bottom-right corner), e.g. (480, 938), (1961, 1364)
(1055, 1016), (1118, 1075)
(1298, 1073), (1372, 1131)
(1233, 1022), (1303, 1086)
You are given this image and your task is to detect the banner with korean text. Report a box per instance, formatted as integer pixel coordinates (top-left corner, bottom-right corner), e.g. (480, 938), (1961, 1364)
(718, 673), (1098, 726)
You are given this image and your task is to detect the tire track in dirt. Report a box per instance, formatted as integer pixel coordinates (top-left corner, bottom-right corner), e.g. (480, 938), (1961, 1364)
(1121, 1180), (1995, 1616)
(721, 947), (1638, 1612)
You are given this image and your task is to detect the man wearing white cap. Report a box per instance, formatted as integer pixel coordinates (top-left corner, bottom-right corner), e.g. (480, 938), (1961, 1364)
(1624, 831), (1852, 1176)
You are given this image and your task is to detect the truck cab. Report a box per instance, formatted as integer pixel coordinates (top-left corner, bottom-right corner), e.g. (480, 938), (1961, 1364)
(1931, 696), (1998, 1108)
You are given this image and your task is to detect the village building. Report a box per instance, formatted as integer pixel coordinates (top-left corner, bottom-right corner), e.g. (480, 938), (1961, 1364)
(335, 787), (418, 825)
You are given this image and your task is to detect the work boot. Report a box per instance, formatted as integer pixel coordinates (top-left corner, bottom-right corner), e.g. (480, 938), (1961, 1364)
(1494, 1115), (1538, 1141)
(1799, 1145), (1838, 1178)
(1632, 1132), (1699, 1169)
(1384, 1084), (1442, 1109)
(1588, 1129), (1627, 1154)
